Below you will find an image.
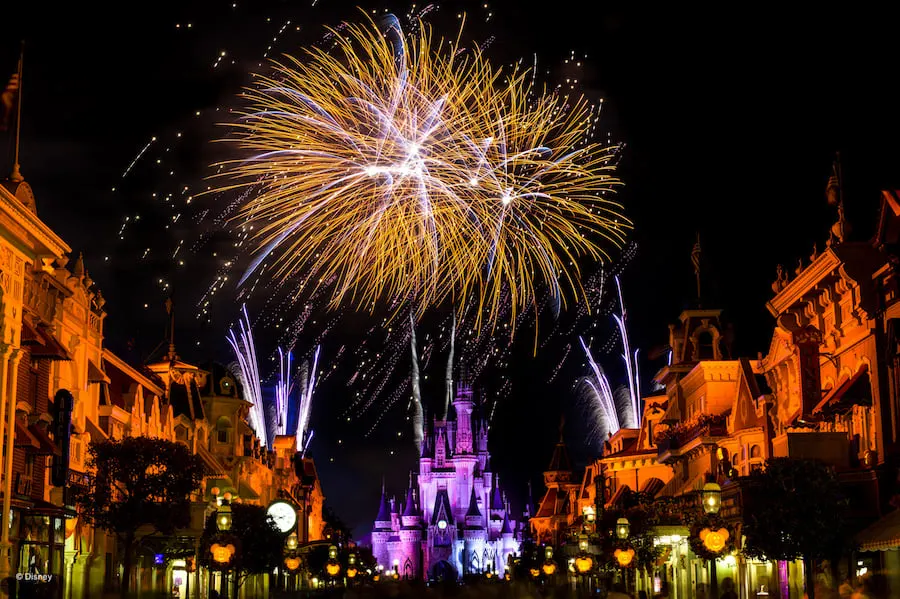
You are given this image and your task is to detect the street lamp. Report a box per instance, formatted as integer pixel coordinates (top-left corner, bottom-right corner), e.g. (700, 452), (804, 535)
(285, 533), (299, 551)
(701, 481), (723, 598)
(702, 482), (722, 514)
(216, 500), (233, 532)
(326, 545), (341, 579)
(616, 517), (630, 540)
(541, 546), (557, 576)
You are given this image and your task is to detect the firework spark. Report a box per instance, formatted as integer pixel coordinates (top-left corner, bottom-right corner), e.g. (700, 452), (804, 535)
(296, 346), (320, 454)
(218, 12), (628, 329)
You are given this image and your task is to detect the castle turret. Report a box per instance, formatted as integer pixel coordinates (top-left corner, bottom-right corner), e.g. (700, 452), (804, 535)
(465, 487), (483, 528)
(372, 486), (395, 570)
(454, 382), (475, 454)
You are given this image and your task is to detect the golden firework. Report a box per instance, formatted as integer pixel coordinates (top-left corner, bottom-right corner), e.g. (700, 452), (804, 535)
(217, 12), (629, 328)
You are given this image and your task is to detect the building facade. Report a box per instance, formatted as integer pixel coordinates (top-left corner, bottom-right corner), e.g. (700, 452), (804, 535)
(372, 383), (521, 581)
(0, 170), (326, 599)
(532, 191), (900, 598)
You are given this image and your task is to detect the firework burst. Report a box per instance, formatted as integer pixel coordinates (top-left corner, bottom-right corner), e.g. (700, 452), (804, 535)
(216, 11), (629, 329)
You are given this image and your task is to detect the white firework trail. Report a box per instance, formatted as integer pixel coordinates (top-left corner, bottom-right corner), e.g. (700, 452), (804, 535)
(579, 336), (621, 434)
(275, 347), (292, 436)
(613, 275), (642, 427)
(296, 345), (320, 453)
(227, 304), (268, 449)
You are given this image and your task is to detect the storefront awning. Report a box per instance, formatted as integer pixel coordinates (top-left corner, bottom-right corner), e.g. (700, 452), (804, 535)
(814, 364), (871, 416)
(22, 321), (72, 361)
(27, 425), (62, 456)
(87, 359), (110, 384)
(14, 420), (41, 450)
(857, 508), (900, 551)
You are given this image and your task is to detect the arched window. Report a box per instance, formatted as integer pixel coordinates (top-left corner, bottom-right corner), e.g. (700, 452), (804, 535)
(216, 416), (232, 444)
(750, 445), (761, 458)
(697, 331), (715, 360)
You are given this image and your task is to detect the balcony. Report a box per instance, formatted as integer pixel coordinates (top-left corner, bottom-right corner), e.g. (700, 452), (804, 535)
(657, 414), (728, 464)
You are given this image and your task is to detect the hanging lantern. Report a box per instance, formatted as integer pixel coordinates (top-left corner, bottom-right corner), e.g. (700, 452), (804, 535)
(216, 502), (233, 532)
(616, 517), (630, 540)
(701, 482), (722, 515)
(285, 534), (299, 550)
(544, 546), (554, 560)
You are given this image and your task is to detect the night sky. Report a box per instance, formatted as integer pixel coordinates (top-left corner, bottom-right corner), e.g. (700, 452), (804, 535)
(6, 3), (900, 540)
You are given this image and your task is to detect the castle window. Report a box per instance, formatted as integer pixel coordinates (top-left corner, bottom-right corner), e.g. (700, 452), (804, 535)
(750, 445), (761, 458)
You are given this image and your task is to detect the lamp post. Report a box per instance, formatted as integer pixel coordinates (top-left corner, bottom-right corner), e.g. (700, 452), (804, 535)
(541, 546), (557, 581)
(615, 517), (630, 541)
(702, 482), (722, 597)
(326, 545), (341, 585)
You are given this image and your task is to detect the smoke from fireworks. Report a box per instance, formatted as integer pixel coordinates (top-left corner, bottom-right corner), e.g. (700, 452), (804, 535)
(409, 310), (424, 453)
(217, 11), (629, 330)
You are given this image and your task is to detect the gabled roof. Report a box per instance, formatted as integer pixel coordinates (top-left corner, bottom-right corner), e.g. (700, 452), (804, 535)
(466, 487), (482, 517)
(546, 435), (572, 472)
(431, 489), (454, 526)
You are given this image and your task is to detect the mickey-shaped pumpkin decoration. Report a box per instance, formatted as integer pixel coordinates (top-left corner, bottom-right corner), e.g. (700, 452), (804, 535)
(699, 527), (730, 553)
(211, 543), (236, 564)
(614, 548), (635, 567)
(574, 555), (594, 573)
(284, 557), (302, 571)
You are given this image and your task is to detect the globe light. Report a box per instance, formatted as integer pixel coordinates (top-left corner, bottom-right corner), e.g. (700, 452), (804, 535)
(616, 517), (630, 540)
(544, 546), (554, 560)
(285, 533), (299, 550)
(578, 538), (589, 552)
(702, 482), (722, 515)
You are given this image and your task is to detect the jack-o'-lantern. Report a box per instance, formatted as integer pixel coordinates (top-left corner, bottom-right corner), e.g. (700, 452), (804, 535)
(211, 543), (236, 564)
(542, 561), (557, 575)
(614, 548), (635, 567)
(700, 527), (729, 553)
(326, 561), (341, 576)
(284, 557), (301, 571)
(574, 555), (593, 573)
(347, 566), (358, 578)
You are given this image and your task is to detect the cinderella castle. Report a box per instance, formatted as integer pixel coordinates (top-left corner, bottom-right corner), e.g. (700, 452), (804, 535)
(371, 382), (522, 580)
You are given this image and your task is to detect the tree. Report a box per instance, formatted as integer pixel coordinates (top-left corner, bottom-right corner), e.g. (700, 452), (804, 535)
(75, 437), (205, 599)
(322, 504), (351, 545)
(198, 503), (283, 594)
(741, 457), (850, 599)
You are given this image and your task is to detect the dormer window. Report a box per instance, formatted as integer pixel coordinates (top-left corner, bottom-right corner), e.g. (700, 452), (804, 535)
(698, 331), (715, 360)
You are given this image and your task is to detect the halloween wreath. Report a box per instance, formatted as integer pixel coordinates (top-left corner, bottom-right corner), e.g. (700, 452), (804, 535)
(689, 513), (735, 561)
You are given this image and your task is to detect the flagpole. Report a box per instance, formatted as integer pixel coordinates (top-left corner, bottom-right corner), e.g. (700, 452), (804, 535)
(10, 41), (24, 182)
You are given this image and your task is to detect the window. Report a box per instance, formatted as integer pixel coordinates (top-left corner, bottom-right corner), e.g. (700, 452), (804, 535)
(697, 332), (715, 360)
(217, 429), (228, 444)
(750, 445), (761, 458)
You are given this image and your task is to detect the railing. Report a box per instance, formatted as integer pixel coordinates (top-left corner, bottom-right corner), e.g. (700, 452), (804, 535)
(656, 414), (728, 456)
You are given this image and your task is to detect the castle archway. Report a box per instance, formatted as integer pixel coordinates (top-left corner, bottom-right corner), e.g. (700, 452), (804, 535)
(431, 560), (457, 582)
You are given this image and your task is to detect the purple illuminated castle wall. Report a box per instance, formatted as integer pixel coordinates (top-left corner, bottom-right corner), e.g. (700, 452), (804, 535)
(372, 383), (522, 580)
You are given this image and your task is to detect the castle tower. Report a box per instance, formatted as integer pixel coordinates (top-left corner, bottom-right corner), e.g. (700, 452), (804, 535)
(372, 486), (394, 569)
(454, 382), (475, 454)
(399, 480), (423, 579)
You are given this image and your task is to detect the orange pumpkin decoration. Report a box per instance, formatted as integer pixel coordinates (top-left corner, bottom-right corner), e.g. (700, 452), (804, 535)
(542, 561), (557, 575)
(529, 567), (541, 578)
(699, 527), (730, 553)
(284, 557), (301, 571)
(326, 562), (341, 576)
(614, 548), (635, 567)
(347, 567), (358, 578)
(574, 556), (593, 573)
(211, 543), (236, 564)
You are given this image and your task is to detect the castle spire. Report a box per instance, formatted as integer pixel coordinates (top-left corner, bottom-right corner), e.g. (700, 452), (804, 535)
(465, 487), (482, 517)
(375, 485), (391, 522)
(165, 298), (177, 362)
(691, 233), (702, 306)
(501, 512), (513, 535)
(9, 42), (24, 183)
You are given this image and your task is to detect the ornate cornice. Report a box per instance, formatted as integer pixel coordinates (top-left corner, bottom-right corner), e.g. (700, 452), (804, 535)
(0, 183), (70, 259)
(767, 250), (841, 317)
